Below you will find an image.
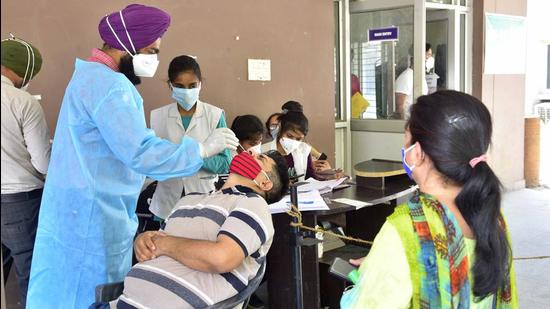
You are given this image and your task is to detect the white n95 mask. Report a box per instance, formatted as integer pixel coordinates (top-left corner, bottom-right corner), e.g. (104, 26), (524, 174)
(105, 11), (160, 78)
(248, 143), (262, 154)
(280, 137), (301, 154)
(20, 82), (30, 92)
(133, 54), (159, 77)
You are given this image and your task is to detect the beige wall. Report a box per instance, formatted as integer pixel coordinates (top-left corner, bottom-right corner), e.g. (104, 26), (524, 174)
(1, 0), (336, 162)
(473, 0), (527, 189)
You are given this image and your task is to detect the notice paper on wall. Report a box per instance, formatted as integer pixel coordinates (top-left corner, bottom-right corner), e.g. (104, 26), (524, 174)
(269, 189), (329, 214)
(248, 59), (271, 81)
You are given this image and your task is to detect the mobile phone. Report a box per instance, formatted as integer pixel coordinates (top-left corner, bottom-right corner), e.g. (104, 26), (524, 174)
(329, 257), (357, 283)
(318, 153), (328, 161)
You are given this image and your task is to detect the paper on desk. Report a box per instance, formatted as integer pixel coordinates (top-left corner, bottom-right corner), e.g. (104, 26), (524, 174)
(269, 189), (329, 214)
(298, 177), (347, 194)
(331, 198), (373, 209)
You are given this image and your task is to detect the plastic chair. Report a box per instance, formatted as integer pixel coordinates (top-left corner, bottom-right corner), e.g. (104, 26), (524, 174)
(94, 260), (266, 309)
(135, 181), (160, 233)
(207, 260), (266, 309)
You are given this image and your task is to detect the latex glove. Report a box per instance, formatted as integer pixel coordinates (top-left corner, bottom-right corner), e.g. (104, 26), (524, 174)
(199, 127), (239, 158)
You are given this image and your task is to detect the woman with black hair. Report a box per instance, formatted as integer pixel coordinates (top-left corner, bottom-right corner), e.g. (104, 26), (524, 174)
(341, 90), (517, 308)
(265, 112), (282, 141)
(264, 101), (304, 142)
(262, 110), (343, 182)
(148, 55), (232, 219)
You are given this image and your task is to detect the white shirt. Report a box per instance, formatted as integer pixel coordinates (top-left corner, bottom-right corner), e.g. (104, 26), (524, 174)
(149, 100), (223, 219)
(1, 75), (51, 194)
(394, 68), (428, 117)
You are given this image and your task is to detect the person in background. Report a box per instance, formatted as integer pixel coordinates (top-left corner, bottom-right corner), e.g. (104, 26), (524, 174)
(263, 110), (341, 182)
(425, 43), (434, 74)
(27, 5), (238, 308)
(350, 49), (369, 119)
(351, 49), (361, 98)
(281, 100), (303, 113)
(275, 101), (331, 172)
(1, 35), (49, 308)
(341, 91), (517, 308)
(265, 112), (281, 142)
(231, 114), (265, 154)
(394, 44), (430, 118)
(264, 100), (302, 143)
(149, 55), (231, 220)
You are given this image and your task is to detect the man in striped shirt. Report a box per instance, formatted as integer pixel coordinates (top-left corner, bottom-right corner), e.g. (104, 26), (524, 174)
(116, 150), (289, 308)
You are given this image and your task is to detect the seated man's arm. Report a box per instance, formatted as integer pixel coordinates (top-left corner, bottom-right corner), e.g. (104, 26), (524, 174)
(152, 233), (245, 274)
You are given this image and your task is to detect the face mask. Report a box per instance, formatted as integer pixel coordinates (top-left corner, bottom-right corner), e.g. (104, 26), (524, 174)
(133, 53), (159, 77)
(280, 137), (302, 154)
(249, 143), (262, 154)
(425, 56), (435, 72)
(401, 144), (416, 180)
(20, 82), (30, 92)
(229, 151), (266, 185)
(105, 11), (159, 78)
(270, 125), (279, 140)
(172, 84), (200, 111)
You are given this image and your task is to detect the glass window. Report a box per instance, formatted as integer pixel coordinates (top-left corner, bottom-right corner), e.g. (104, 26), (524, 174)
(426, 12), (449, 92)
(350, 6), (414, 120)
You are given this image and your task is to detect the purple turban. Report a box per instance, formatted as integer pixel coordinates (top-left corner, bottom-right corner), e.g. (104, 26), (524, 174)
(98, 4), (171, 53)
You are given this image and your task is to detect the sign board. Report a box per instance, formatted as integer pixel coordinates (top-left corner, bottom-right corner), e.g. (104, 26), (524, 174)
(368, 26), (399, 42)
(484, 13), (526, 74)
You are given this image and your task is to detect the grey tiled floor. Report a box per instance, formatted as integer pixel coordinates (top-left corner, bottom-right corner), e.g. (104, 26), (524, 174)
(501, 187), (550, 309)
(4, 188), (550, 308)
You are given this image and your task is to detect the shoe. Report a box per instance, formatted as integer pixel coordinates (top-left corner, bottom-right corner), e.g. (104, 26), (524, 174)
(246, 293), (265, 309)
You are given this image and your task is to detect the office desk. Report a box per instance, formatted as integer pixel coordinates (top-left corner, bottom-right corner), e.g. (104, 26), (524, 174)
(266, 175), (415, 309)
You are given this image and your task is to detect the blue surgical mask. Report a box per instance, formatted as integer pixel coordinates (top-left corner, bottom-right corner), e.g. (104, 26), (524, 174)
(270, 125), (279, 140)
(401, 144), (416, 180)
(172, 84), (200, 111)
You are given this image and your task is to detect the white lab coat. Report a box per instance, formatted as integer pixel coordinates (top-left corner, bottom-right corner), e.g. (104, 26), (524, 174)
(262, 140), (311, 182)
(395, 68), (428, 117)
(149, 100), (223, 219)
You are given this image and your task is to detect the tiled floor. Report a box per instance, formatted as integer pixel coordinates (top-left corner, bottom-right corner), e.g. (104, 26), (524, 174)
(4, 188), (550, 308)
(501, 187), (550, 308)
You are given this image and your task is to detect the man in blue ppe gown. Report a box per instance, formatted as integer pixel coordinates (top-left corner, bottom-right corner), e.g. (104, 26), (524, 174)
(27, 4), (239, 308)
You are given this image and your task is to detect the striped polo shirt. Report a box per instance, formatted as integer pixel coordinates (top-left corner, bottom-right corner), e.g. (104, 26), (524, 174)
(118, 186), (274, 309)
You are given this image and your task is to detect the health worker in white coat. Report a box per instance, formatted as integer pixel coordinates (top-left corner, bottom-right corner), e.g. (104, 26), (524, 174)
(27, 5), (238, 309)
(149, 55), (232, 219)
(394, 43), (432, 119)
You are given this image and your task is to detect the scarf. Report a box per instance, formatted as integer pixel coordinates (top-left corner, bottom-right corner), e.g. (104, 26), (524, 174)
(407, 192), (516, 308)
